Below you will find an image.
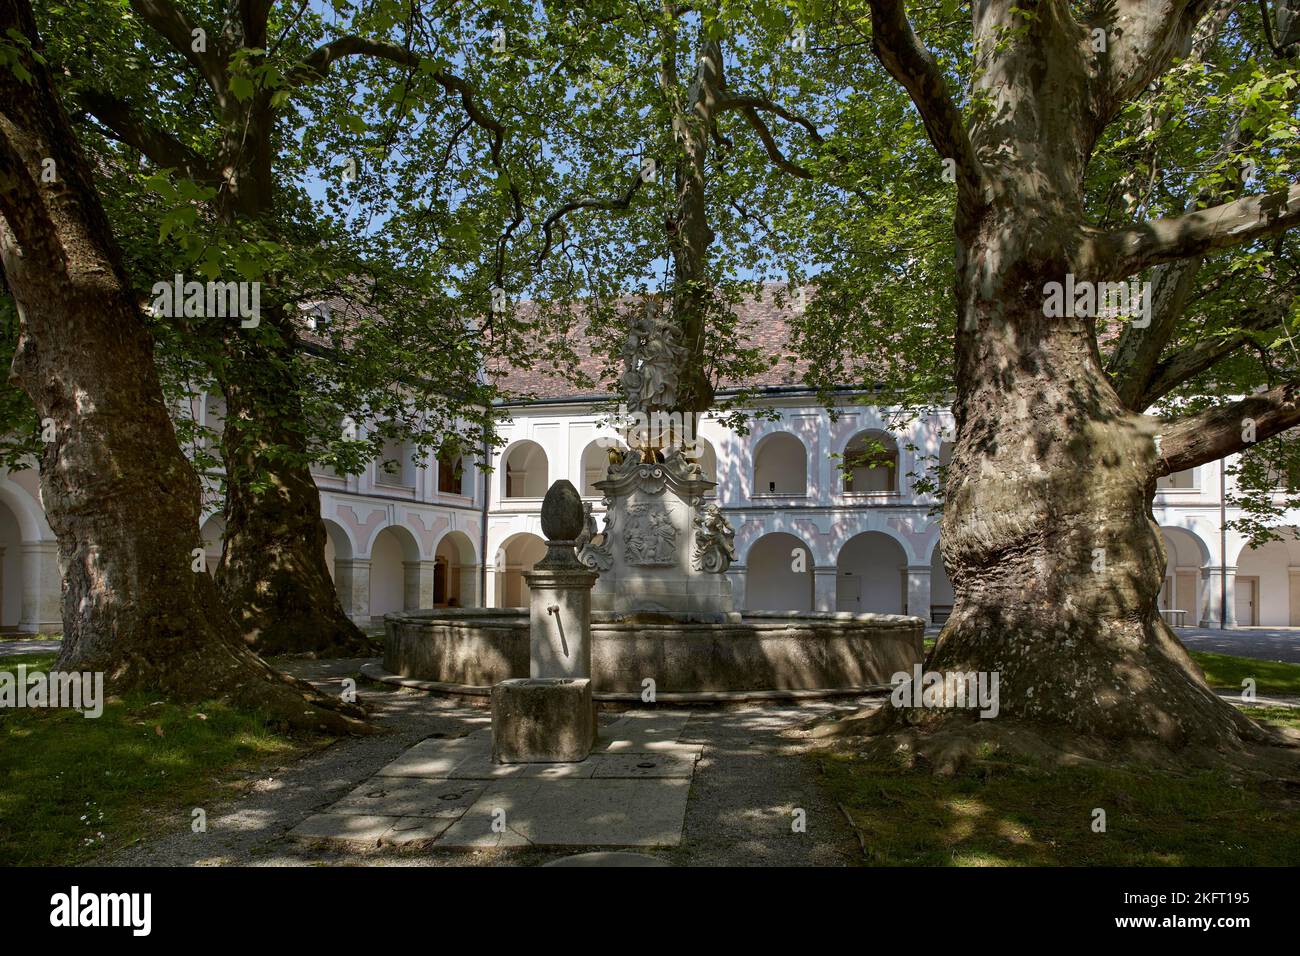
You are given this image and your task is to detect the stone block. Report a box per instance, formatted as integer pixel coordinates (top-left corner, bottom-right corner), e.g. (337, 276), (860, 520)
(492, 677), (596, 763)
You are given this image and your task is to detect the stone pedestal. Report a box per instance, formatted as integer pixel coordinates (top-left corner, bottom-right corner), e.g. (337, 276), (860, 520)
(526, 565), (597, 679)
(491, 678), (595, 763)
(580, 448), (736, 620)
(493, 479), (599, 764)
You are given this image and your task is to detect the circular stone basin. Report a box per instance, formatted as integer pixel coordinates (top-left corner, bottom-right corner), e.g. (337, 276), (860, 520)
(381, 607), (924, 697)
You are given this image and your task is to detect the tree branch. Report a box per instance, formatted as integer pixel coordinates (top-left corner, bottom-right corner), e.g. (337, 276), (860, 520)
(1085, 183), (1300, 280)
(535, 170), (646, 266)
(715, 94), (824, 143)
(866, 0), (984, 213)
(1140, 296), (1295, 408)
(734, 106), (814, 179)
(75, 89), (220, 184)
(128, 0), (228, 100)
(1157, 382), (1300, 474)
(289, 35), (521, 285)
(1101, 1), (1220, 116)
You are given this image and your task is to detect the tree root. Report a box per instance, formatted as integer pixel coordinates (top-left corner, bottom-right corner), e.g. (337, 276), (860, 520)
(794, 701), (1300, 780)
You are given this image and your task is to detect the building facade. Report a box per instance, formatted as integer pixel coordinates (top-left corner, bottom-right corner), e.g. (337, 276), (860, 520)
(1, 387), (1295, 633)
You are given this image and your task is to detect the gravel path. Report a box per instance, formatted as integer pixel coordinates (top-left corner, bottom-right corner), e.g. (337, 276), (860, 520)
(100, 659), (863, 867)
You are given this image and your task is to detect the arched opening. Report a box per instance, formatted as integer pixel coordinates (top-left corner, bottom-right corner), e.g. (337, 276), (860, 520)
(435, 530), (478, 607)
(930, 538), (955, 625)
(687, 437), (717, 493)
(200, 515), (225, 578)
(580, 440), (611, 496)
(376, 435), (417, 488)
(0, 500), (22, 631)
(503, 441), (549, 498)
(369, 525), (420, 619)
(843, 430), (899, 494)
(494, 533), (546, 607)
(1159, 526), (1209, 627)
(1235, 529), (1300, 626)
(836, 531), (907, 613)
(437, 447), (467, 495)
(322, 518), (351, 582)
(753, 433), (807, 496)
(745, 532), (814, 611)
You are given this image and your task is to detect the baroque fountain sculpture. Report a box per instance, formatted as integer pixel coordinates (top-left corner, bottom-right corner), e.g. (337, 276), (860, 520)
(377, 298), (924, 698)
(577, 302), (738, 620)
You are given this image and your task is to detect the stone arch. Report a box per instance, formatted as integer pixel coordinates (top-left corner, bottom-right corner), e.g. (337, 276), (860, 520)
(842, 429), (899, 494)
(199, 514), (225, 577)
(369, 523), (422, 619)
(753, 432), (808, 496)
(579, 439), (612, 496)
(744, 531), (815, 611)
(0, 476), (51, 542)
(321, 517), (353, 582)
(1233, 528), (1300, 626)
(0, 477), (56, 632)
(492, 532), (547, 608)
(1158, 524), (1212, 626)
(836, 530), (908, 614)
(502, 440), (549, 499)
(434, 529), (480, 608)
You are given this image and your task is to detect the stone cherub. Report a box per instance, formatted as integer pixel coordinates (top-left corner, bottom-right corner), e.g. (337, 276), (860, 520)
(692, 502), (736, 573)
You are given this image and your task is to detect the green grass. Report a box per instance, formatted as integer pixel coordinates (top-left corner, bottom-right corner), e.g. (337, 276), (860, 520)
(816, 706), (1300, 866)
(1190, 651), (1300, 696)
(0, 653), (322, 865)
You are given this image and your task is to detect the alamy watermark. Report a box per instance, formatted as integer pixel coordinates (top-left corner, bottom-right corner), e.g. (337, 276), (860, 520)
(596, 404), (703, 459)
(148, 274), (260, 327)
(1042, 275), (1151, 328)
(0, 665), (103, 718)
(890, 664), (1000, 718)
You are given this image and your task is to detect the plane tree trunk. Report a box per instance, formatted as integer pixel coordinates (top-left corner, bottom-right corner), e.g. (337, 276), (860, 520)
(866, 0), (1300, 752)
(0, 0), (365, 731)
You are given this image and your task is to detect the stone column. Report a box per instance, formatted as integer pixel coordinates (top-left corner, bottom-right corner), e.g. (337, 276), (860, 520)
(20, 541), (62, 634)
(813, 565), (838, 612)
(1199, 565), (1237, 628)
(905, 564), (932, 624)
(333, 558), (371, 624)
(524, 481), (598, 680)
(403, 560), (437, 610)
(457, 563), (481, 608)
(726, 563), (747, 611)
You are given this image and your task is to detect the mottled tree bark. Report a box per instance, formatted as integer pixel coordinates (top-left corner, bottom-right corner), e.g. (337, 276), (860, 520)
(214, 313), (367, 655)
(0, 0), (364, 729)
(868, 0), (1300, 750)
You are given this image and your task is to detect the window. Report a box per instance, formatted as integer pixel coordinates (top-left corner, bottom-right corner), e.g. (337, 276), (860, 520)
(1156, 468), (1196, 490)
(438, 449), (466, 495)
(843, 431), (898, 493)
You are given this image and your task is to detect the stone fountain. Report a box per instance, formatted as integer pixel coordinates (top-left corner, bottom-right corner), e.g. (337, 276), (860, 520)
(377, 301), (925, 700)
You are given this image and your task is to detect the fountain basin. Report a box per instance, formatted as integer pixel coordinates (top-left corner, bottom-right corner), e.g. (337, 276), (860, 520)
(379, 607), (924, 700)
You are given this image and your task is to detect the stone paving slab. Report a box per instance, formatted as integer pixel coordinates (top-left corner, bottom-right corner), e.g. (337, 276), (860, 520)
(598, 711), (695, 753)
(293, 708), (700, 849)
(591, 751), (697, 779)
(331, 780), (486, 817)
(289, 812), (457, 847)
(436, 779), (691, 848)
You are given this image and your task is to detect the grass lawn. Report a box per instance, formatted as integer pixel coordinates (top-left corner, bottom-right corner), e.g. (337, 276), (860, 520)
(1189, 651), (1300, 696)
(0, 652), (325, 865)
(921, 637), (1300, 696)
(817, 706), (1300, 866)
